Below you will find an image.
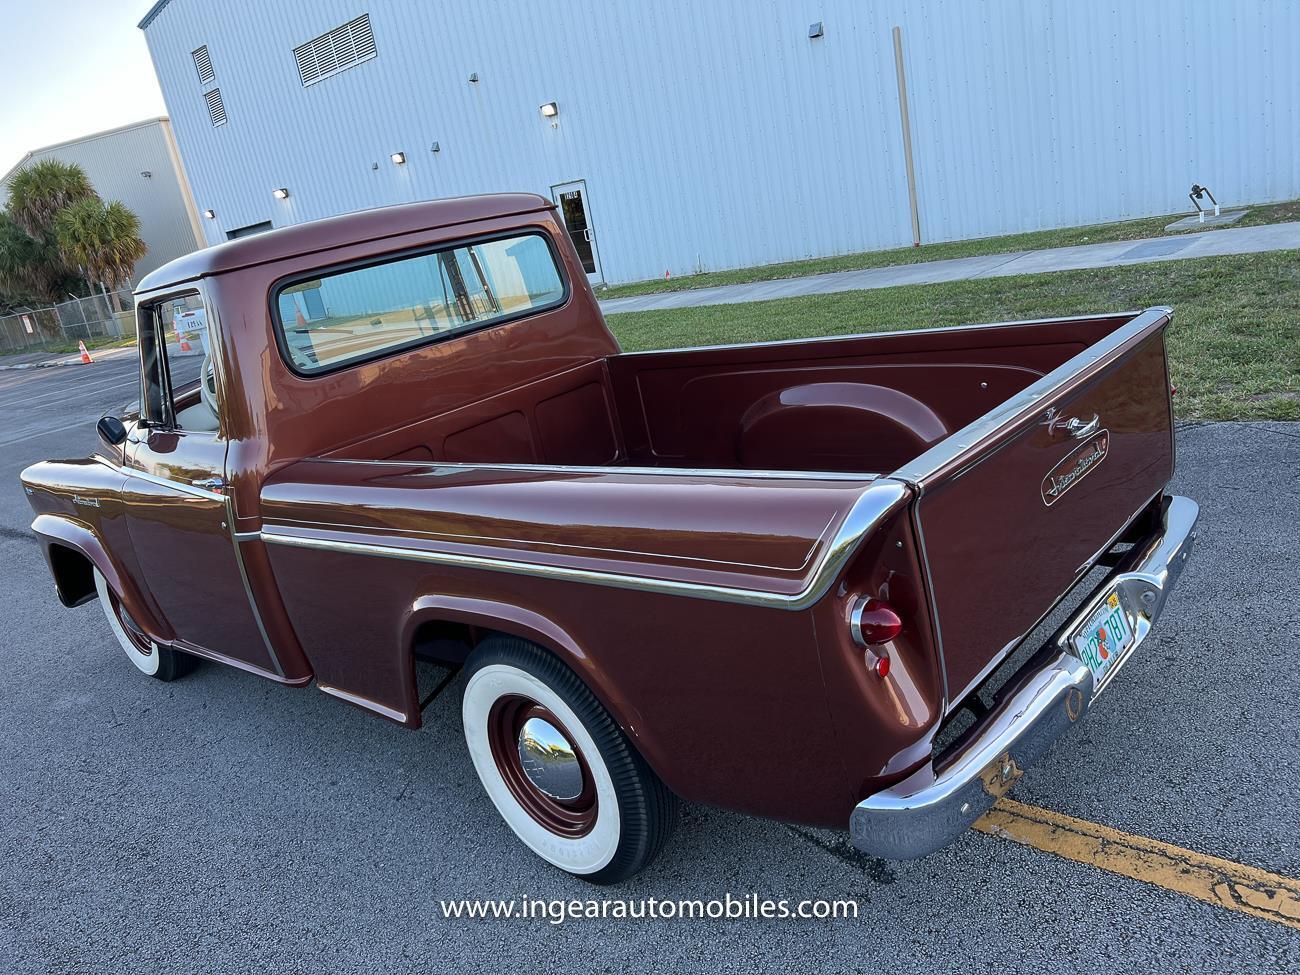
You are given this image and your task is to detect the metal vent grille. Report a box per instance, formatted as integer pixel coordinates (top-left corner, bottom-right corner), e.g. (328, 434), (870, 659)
(193, 45), (214, 84)
(205, 87), (227, 127)
(293, 14), (376, 87)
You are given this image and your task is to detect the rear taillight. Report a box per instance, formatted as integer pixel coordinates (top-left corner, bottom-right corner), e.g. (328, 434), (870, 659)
(850, 597), (903, 647)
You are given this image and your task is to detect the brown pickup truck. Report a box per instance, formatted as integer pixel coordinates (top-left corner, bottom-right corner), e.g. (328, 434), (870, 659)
(21, 194), (1197, 883)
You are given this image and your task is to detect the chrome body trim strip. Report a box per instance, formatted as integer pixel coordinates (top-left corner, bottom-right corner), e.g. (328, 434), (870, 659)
(260, 479), (911, 609)
(888, 307), (1172, 490)
(300, 456), (879, 482)
(97, 456), (227, 501)
(228, 505), (285, 678)
(848, 495), (1197, 860)
(318, 683), (409, 723)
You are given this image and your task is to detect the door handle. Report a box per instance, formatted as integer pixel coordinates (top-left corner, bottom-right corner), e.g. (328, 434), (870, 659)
(191, 476), (227, 492)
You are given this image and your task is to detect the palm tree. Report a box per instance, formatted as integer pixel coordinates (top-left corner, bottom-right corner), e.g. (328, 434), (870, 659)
(0, 209), (79, 302)
(6, 160), (96, 238)
(54, 198), (148, 310)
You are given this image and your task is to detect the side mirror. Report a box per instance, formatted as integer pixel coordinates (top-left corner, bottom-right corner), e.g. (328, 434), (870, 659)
(96, 415), (128, 446)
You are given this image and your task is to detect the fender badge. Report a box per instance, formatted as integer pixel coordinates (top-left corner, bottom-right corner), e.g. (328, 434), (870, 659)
(71, 495), (101, 507)
(1041, 430), (1109, 507)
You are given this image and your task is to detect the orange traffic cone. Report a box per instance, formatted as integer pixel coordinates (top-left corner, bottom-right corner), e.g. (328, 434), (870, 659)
(78, 340), (94, 364)
(178, 332), (193, 353)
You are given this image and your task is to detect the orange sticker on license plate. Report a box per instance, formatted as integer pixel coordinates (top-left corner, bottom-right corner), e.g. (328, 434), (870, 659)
(1073, 591), (1133, 686)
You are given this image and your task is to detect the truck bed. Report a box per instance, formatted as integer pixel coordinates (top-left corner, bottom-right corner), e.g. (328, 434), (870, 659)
(320, 311), (1140, 476)
(269, 309), (1174, 715)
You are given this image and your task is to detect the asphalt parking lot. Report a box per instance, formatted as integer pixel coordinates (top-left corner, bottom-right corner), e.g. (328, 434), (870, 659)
(0, 356), (1297, 974)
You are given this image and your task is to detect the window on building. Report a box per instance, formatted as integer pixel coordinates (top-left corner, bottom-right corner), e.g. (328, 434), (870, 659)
(273, 233), (566, 374)
(204, 87), (227, 127)
(193, 45), (215, 84)
(293, 14), (377, 87)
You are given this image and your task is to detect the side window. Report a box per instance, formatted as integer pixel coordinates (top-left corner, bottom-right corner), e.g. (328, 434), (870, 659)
(139, 294), (215, 431)
(273, 232), (566, 374)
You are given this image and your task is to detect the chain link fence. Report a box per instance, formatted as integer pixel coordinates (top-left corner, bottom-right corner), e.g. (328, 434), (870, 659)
(0, 290), (136, 356)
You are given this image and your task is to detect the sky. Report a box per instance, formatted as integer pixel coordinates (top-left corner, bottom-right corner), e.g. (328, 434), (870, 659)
(0, 1), (167, 177)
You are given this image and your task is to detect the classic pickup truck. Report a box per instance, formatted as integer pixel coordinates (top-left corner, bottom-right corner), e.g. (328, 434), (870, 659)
(21, 194), (1197, 883)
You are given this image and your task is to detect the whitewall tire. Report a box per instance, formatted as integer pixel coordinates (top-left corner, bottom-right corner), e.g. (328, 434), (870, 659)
(93, 569), (184, 681)
(462, 636), (678, 884)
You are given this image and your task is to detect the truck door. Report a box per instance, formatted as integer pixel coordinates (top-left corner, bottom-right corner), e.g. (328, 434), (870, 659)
(121, 291), (282, 678)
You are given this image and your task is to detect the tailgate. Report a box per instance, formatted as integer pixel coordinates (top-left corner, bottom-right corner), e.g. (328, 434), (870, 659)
(896, 307), (1176, 707)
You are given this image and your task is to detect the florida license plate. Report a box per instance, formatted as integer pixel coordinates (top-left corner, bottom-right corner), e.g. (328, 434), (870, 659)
(1072, 591), (1134, 688)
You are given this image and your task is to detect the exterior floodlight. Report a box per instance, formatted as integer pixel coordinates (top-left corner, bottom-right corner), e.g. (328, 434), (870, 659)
(809, 22), (824, 38)
(390, 151), (406, 165)
(272, 187), (289, 200)
(540, 102), (558, 118)
(202, 209), (216, 219)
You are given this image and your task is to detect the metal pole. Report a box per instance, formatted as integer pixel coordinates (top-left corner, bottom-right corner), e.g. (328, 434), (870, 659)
(893, 25), (922, 247)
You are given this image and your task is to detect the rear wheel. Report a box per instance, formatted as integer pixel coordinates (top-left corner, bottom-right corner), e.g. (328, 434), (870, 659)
(93, 569), (186, 681)
(461, 636), (678, 884)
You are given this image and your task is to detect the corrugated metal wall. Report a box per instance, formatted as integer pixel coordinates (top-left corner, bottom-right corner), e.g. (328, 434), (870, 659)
(2, 120), (203, 282)
(143, 0), (1299, 284)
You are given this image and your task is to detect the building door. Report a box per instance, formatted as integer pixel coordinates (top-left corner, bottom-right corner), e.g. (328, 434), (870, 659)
(550, 181), (603, 284)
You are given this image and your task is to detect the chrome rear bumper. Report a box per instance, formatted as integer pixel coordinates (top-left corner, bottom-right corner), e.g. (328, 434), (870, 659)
(849, 494), (1198, 860)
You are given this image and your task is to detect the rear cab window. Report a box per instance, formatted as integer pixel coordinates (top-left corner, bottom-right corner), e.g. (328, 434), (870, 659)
(272, 231), (567, 374)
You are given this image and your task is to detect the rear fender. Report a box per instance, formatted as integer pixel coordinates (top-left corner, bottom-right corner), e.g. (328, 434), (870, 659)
(401, 595), (642, 748)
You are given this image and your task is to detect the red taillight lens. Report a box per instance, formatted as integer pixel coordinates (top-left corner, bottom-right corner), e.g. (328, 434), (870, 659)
(874, 654), (891, 678)
(851, 597), (903, 647)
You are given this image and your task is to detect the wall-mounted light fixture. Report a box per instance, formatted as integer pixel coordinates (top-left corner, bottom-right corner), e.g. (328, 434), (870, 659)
(468, 72), (479, 83)
(390, 151), (406, 165)
(202, 209), (216, 219)
(540, 102), (558, 119)
(808, 21), (824, 39)
(431, 142), (441, 153)
(140, 170), (153, 178)
(272, 187), (290, 200)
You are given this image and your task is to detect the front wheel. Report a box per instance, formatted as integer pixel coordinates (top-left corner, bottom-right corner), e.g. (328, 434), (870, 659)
(93, 569), (186, 681)
(461, 636), (678, 884)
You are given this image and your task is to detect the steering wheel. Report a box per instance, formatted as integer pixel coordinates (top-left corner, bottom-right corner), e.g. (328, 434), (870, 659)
(199, 352), (220, 420)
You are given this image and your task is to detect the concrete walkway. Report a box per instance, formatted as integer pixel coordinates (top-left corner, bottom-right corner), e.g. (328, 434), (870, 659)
(599, 219), (1300, 314)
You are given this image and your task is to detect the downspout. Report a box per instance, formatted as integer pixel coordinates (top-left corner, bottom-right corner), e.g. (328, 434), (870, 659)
(892, 26), (922, 247)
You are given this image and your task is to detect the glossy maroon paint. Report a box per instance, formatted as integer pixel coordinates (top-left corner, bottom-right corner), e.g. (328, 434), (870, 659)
(20, 194), (1177, 829)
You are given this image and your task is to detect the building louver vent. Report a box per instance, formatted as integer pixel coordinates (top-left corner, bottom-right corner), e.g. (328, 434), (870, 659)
(293, 14), (377, 87)
(193, 45), (215, 84)
(205, 87), (227, 127)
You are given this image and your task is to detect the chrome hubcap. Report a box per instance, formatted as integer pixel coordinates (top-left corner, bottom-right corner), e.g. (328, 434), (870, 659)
(516, 716), (583, 800)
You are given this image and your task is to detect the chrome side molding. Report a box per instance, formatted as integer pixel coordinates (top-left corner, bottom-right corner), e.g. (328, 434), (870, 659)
(261, 479), (911, 610)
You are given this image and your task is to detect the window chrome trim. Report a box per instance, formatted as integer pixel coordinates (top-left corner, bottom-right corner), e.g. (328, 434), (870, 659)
(259, 479), (910, 609)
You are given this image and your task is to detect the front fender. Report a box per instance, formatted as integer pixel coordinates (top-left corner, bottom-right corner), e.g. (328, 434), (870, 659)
(30, 514), (172, 642)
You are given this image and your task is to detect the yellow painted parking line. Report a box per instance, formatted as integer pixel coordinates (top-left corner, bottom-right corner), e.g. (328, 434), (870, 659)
(974, 798), (1300, 930)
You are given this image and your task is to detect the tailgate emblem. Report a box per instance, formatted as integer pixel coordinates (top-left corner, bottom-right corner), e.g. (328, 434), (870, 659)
(1041, 430), (1109, 507)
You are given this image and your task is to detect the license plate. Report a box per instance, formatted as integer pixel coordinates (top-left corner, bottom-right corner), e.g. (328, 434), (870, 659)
(1072, 591), (1134, 688)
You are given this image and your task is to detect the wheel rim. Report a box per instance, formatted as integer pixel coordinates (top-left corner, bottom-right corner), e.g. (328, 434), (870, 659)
(107, 591), (153, 657)
(487, 696), (598, 837)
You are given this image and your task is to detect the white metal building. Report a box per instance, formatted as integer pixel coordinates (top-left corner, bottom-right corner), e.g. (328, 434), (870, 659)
(2, 118), (204, 283)
(140, 1), (1299, 286)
